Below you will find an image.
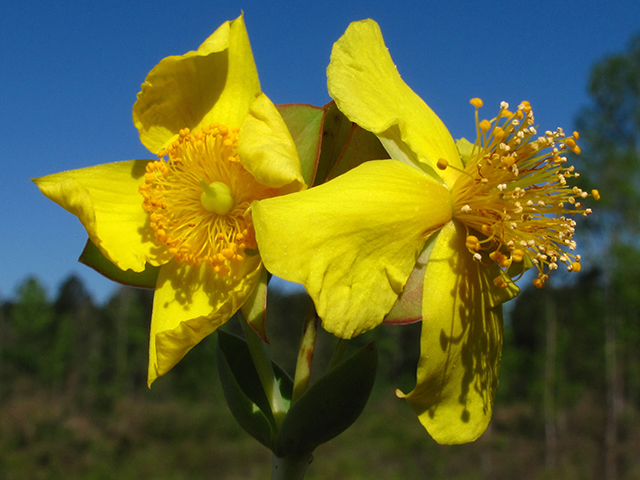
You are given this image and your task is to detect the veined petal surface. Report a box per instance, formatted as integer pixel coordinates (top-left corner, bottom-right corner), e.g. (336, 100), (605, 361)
(253, 160), (452, 338)
(133, 14), (261, 154)
(33, 161), (171, 272)
(398, 220), (503, 444)
(327, 19), (462, 186)
(148, 256), (263, 386)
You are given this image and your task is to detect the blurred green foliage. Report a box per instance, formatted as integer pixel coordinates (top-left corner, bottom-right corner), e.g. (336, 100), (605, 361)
(1, 266), (640, 479)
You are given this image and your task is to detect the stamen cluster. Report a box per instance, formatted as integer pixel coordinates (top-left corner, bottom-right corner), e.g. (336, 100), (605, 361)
(449, 99), (599, 288)
(139, 124), (271, 277)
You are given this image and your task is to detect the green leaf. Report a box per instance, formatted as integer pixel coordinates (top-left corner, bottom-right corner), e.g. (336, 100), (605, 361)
(78, 239), (159, 288)
(277, 103), (324, 186)
(275, 342), (377, 456)
(217, 330), (293, 449)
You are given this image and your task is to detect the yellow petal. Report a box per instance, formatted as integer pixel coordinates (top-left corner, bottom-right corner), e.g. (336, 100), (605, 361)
(133, 14), (261, 154)
(327, 19), (462, 186)
(238, 93), (305, 193)
(148, 257), (262, 386)
(398, 220), (503, 444)
(33, 161), (171, 272)
(253, 160), (452, 339)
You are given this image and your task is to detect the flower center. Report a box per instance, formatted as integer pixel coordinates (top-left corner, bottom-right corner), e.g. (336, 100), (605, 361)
(139, 124), (277, 276)
(446, 98), (599, 288)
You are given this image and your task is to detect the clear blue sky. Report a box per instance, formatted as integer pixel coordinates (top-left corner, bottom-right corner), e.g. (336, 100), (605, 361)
(2, 0), (638, 303)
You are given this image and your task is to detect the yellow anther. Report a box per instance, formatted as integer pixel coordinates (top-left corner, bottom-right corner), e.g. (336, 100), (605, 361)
(138, 122), (274, 278)
(501, 155), (516, 168)
(571, 262), (582, 273)
(592, 189), (601, 201)
(566, 138), (581, 155)
(511, 249), (525, 262)
(493, 276), (508, 288)
(533, 278), (545, 288)
(437, 158), (449, 170)
(489, 251), (508, 268)
(470, 98), (484, 108)
(479, 119), (492, 131)
(451, 100), (595, 286)
(573, 131), (580, 140)
(465, 235), (480, 251)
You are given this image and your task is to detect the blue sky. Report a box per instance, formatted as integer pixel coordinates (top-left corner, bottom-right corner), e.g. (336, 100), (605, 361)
(2, 0), (638, 303)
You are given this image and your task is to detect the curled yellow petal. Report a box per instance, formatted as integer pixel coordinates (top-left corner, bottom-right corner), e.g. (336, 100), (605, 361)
(253, 160), (452, 338)
(148, 258), (262, 386)
(133, 14), (261, 154)
(327, 19), (462, 186)
(238, 93), (305, 193)
(398, 220), (503, 444)
(32, 161), (171, 272)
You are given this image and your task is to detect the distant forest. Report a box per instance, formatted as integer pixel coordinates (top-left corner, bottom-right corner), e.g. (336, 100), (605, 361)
(1, 266), (640, 479)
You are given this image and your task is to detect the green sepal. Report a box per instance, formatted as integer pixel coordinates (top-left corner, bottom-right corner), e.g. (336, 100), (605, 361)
(483, 263), (520, 308)
(78, 239), (159, 288)
(313, 101), (354, 185)
(217, 330), (293, 449)
(507, 253), (533, 280)
(455, 137), (474, 166)
(240, 266), (269, 343)
(384, 231), (438, 324)
(277, 103), (324, 187)
(275, 342), (378, 457)
(277, 101), (388, 187)
(325, 120), (389, 181)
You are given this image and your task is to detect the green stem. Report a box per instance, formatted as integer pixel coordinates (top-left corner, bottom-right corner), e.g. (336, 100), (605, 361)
(271, 453), (313, 480)
(239, 315), (287, 428)
(327, 338), (349, 371)
(291, 300), (318, 404)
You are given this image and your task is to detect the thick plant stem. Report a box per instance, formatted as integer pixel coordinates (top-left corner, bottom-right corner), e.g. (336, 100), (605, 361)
(239, 315), (287, 428)
(271, 453), (313, 480)
(291, 300), (318, 404)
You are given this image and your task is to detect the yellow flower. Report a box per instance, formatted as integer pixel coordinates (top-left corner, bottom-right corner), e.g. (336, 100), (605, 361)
(33, 15), (305, 387)
(252, 19), (595, 444)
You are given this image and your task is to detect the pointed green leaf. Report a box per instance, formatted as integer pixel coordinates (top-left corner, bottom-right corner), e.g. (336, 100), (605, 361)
(217, 336), (275, 448)
(275, 342), (377, 456)
(78, 239), (159, 288)
(277, 103), (324, 186)
(217, 330), (293, 449)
